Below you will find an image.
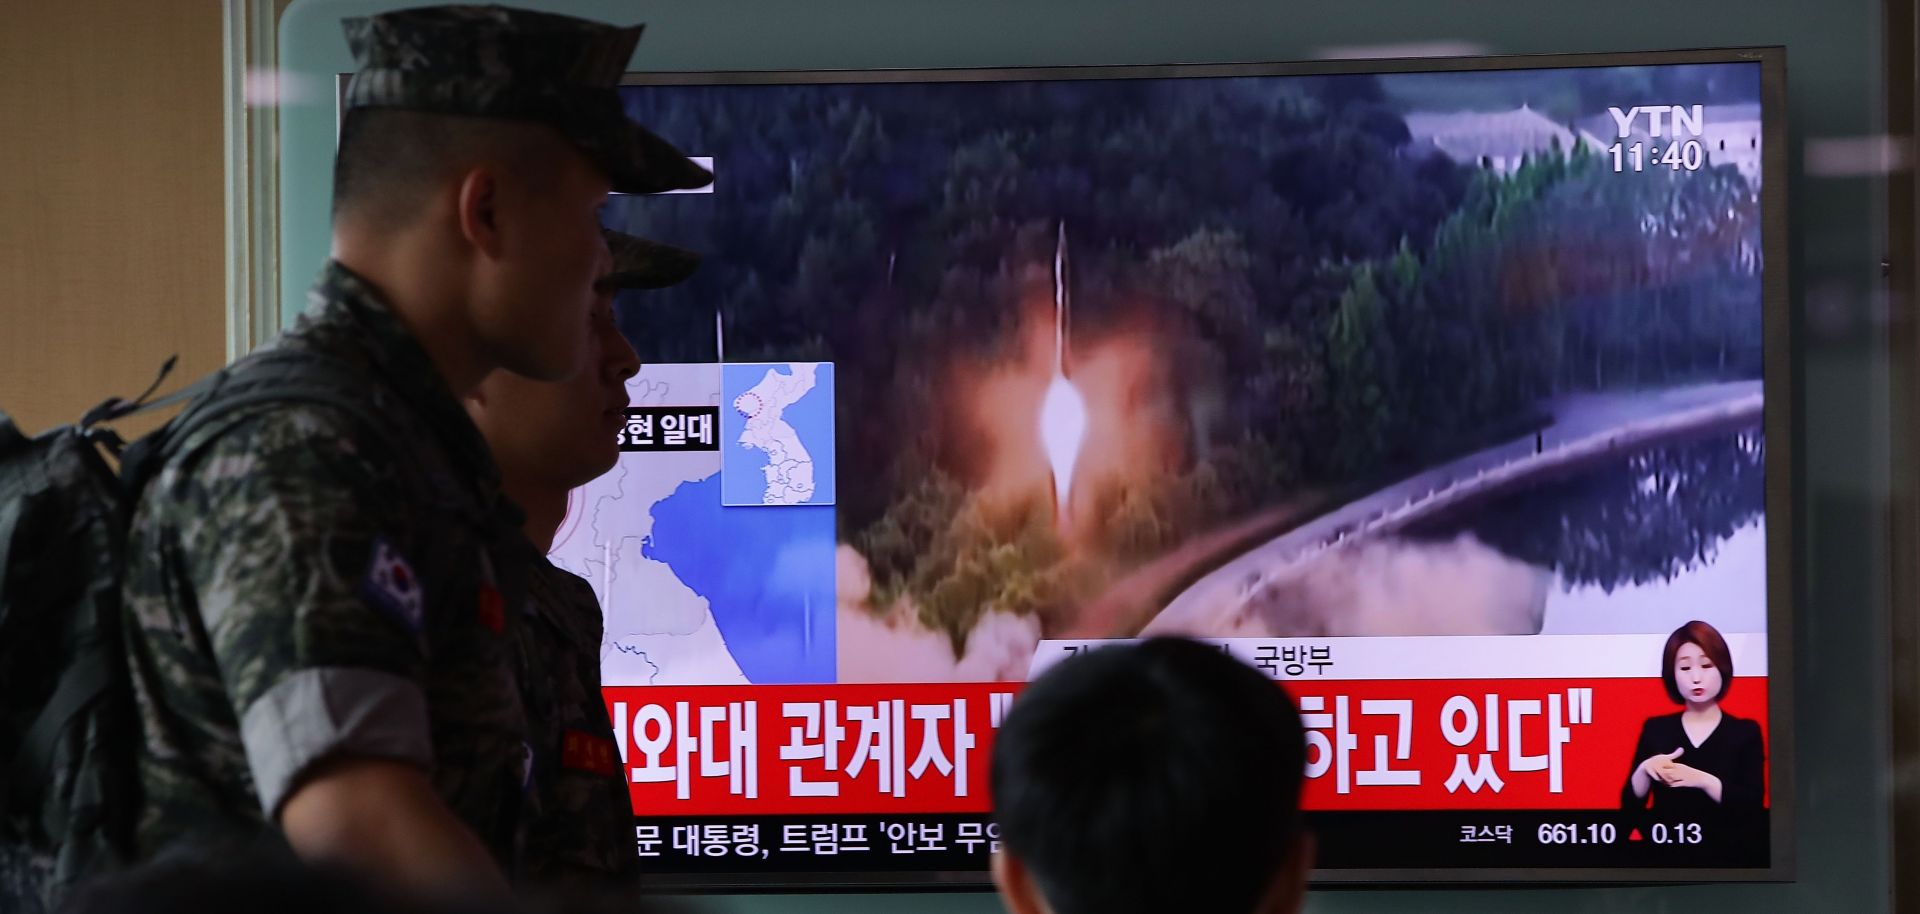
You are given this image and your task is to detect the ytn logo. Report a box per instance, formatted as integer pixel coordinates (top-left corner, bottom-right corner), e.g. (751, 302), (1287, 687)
(1606, 105), (1705, 138)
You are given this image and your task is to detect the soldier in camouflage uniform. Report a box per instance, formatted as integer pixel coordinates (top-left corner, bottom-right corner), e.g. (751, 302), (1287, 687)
(118, 4), (710, 897)
(464, 228), (699, 885)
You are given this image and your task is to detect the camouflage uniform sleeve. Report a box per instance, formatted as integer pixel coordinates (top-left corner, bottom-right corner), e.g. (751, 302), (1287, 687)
(171, 405), (434, 818)
(518, 561), (637, 882)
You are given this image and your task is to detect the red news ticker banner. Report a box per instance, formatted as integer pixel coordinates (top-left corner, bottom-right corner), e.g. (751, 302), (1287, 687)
(602, 681), (1769, 816)
(1288, 677), (1768, 810)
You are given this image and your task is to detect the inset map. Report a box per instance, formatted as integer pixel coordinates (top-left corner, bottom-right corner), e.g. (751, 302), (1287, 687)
(722, 362), (836, 507)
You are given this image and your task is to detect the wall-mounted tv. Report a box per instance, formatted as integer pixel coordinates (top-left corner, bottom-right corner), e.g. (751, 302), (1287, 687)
(557, 46), (1791, 887)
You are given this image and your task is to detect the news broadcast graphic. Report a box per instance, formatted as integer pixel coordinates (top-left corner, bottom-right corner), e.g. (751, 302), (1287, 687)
(559, 48), (1786, 885)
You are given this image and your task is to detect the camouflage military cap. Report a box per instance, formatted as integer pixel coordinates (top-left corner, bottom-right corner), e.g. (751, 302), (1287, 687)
(340, 5), (714, 195)
(601, 228), (700, 290)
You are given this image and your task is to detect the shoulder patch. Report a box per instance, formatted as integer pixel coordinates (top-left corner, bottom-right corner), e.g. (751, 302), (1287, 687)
(360, 536), (425, 636)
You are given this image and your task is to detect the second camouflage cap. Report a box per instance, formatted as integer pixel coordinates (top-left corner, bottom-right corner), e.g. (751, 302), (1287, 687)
(340, 4), (713, 195)
(602, 228), (699, 290)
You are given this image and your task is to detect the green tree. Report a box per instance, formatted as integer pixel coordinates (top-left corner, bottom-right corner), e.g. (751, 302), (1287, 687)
(1327, 265), (1398, 473)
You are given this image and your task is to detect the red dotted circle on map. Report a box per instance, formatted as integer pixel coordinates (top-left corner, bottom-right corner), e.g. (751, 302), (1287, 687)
(735, 393), (763, 419)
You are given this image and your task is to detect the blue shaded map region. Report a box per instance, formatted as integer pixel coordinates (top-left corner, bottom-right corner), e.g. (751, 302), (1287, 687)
(721, 362), (836, 507)
(642, 473), (836, 683)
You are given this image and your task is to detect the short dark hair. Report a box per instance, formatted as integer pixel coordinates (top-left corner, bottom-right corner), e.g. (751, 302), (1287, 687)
(990, 638), (1308, 914)
(330, 108), (568, 228)
(1662, 619), (1735, 704)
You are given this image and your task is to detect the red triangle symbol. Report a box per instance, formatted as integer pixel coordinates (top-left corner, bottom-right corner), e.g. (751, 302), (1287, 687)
(1628, 829), (1643, 842)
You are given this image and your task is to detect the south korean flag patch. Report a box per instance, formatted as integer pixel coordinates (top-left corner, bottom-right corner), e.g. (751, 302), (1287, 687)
(360, 536), (425, 638)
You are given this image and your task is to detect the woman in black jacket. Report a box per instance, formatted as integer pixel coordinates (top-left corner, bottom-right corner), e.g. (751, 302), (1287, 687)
(1621, 619), (1766, 817)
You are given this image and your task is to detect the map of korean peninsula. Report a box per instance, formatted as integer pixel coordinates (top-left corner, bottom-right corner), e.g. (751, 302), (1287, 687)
(545, 363), (836, 687)
(722, 362), (837, 507)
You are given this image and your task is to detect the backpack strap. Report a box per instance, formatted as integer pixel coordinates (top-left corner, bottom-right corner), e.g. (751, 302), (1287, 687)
(76, 356), (188, 430)
(63, 357), (217, 459)
(117, 349), (403, 494)
(11, 650), (114, 840)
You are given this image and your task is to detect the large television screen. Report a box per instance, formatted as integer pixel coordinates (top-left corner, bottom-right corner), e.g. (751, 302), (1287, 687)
(573, 47), (1789, 886)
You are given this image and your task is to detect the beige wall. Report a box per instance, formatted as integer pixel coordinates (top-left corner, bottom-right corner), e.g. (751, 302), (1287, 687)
(0, 2), (225, 437)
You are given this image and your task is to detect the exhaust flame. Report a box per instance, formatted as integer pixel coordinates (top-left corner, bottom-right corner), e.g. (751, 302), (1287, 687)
(1040, 373), (1088, 520)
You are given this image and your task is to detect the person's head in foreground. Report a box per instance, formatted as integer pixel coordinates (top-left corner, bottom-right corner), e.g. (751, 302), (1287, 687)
(989, 638), (1313, 914)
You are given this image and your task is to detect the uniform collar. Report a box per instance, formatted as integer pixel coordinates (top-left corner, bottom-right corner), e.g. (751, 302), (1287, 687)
(299, 260), (506, 498)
